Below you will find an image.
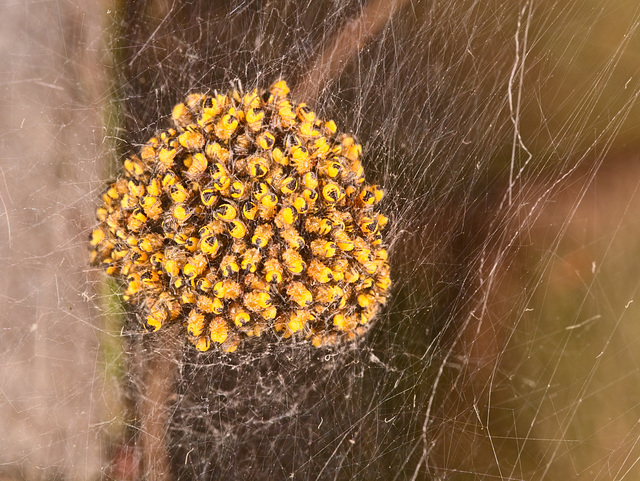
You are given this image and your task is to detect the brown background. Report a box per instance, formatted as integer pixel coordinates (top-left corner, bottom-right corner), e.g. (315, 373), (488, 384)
(2, 0), (640, 480)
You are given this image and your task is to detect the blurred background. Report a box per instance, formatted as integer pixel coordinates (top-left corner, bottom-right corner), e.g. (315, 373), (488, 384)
(2, 0), (640, 480)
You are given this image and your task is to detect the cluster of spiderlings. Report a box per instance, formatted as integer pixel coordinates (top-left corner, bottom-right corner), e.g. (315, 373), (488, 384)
(90, 80), (391, 352)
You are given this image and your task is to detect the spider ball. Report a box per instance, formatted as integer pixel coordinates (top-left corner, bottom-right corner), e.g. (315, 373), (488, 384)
(91, 80), (391, 352)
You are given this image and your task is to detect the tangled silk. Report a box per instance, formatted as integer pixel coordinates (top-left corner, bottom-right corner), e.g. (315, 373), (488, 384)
(90, 81), (391, 352)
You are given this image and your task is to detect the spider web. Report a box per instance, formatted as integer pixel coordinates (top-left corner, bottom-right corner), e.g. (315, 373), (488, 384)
(2, 0), (640, 480)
